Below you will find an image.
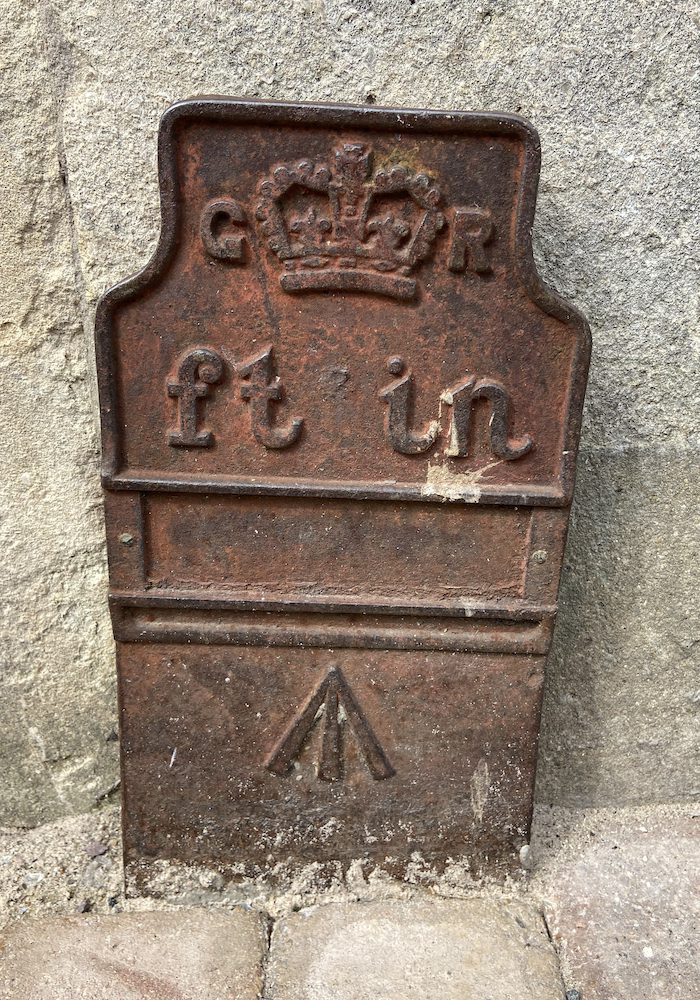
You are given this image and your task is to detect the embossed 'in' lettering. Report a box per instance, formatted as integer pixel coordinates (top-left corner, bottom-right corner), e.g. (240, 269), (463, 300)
(379, 356), (440, 455)
(448, 207), (494, 275)
(266, 666), (394, 782)
(167, 348), (224, 447)
(237, 345), (303, 449)
(443, 376), (533, 460)
(200, 198), (248, 262)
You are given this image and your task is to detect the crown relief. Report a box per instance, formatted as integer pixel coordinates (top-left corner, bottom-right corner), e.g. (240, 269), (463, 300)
(199, 143), (495, 296)
(254, 144), (446, 301)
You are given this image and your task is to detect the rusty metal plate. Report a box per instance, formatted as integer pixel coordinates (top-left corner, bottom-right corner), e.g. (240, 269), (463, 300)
(119, 645), (545, 886)
(95, 99), (590, 889)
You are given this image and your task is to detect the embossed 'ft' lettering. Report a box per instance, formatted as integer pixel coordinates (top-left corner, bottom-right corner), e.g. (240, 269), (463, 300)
(238, 345), (303, 449)
(167, 348), (224, 447)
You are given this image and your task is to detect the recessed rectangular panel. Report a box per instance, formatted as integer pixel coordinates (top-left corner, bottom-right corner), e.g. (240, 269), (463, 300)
(143, 494), (532, 601)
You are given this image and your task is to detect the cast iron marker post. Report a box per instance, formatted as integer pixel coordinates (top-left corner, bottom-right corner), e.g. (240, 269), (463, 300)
(95, 99), (590, 892)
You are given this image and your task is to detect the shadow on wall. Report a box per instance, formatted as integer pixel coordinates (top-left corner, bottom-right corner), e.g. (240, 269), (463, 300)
(536, 446), (699, 808)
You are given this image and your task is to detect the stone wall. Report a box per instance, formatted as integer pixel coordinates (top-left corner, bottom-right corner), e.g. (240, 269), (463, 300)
(1, 0), (697, 825)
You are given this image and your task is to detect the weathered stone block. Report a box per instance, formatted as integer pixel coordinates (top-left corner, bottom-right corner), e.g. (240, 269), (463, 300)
(1, 0), (698, 827)
(0, 910), (266, 999)
(265, 898), (565, 1000)
(543, 811), (700, 999)
(0, 0), (116, 825)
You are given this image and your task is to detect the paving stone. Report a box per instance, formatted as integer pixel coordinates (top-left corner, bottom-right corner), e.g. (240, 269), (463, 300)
(265, 898), (565, 1000)
(0, 909), (266, 999)
(543, 813), (700, 999)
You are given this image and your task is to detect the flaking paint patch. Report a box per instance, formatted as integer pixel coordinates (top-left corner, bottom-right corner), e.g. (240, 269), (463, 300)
(421, 460), (504, 502)
(440, 385), (470, 458)
(470, 759), (490, 824)
(422, 463), (482, 502)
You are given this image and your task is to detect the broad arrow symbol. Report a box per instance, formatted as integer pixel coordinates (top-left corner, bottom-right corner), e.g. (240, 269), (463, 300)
(266, 666), (395, 782)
